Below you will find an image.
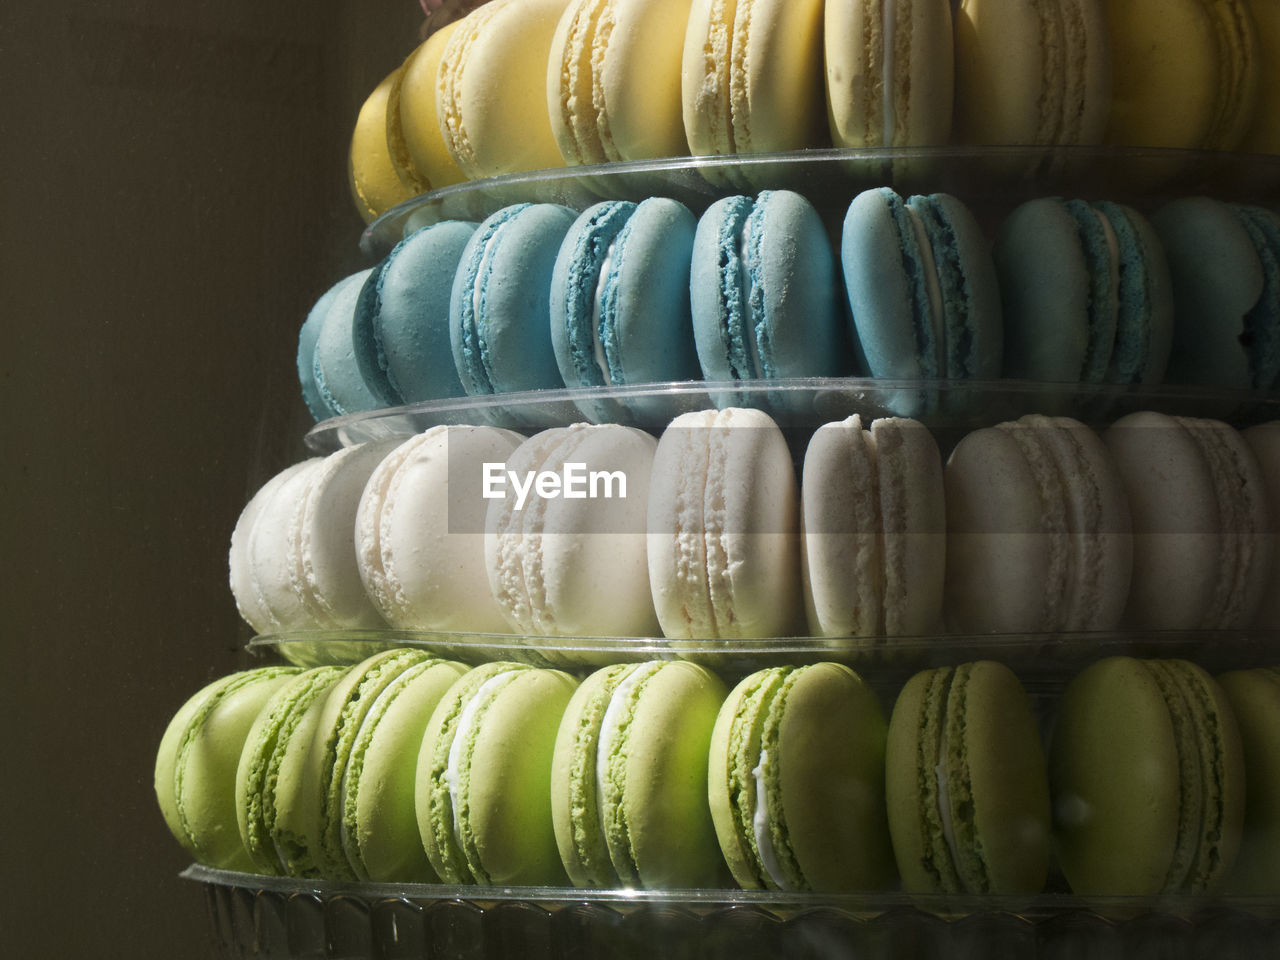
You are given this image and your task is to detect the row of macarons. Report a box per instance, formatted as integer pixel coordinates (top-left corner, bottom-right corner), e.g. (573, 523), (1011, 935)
(156, 649), (1280, 897)
(302, 189), (1280, 427)
(232, 407), (1280, 644)
(353, 0), (1280, 221)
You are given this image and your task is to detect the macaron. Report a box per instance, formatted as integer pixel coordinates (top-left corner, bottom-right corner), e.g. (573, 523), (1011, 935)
(390, 23), (468, 195)
(269, 649), (450, 880)
(682, 0), (828, 156)
(228, 443), (393, 637)
(1217, 666), (1280, 895)
(1050, 657), (1245, 896)
(690, 191), (847, 387)
(235, 665), (347, 875)
(885, 661), (1051, 894)
(484, 424), (660, 640)
(547, 0), (695, 165)
(298, 273), (367, 422)
(155, 666), (300, 871)
(841, 188), (1002, 383)
(436, 0), (573, 180)
(994, 197), (1174, 385)
(418, 661), (579, 885)
(944, 415), (1132, 634)
(953, 0), (1111, 146)
(550, 198), (701, 422)
(1104, 0), (1260, 150)
(709, 663), (894, 892)
(355, 425), (525, 634)
(1239, 0), (1280, 154)
(647, 407), (801, 639)
(1104, 412), (1273, 630)
(450, 202), (579, 399)
(824, 0), (954, 149)
(551, 661), (728, 888)
(1151, 198), (1280, 391)
(353, 221), (478, 407)
(349, 69), (417, 224)
(311, 267), (382, 418)
(1243, 421), (1280, 627)
(800, 416), (945, 639)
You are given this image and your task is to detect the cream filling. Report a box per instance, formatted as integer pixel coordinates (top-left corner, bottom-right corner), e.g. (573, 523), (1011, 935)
(750, 748), (790, 890)
(590, 242), (617, 386)
(736, 214), (764, 378)
(905, 205), (946, 374)
(595, 663), (664, 850)
(933, 691), (962, 882)
(881, 0), (896, 147)
(446, 670), (522, 858)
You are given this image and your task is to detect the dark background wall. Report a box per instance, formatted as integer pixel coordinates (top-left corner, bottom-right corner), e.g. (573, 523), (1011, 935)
(3, 1), (421, 954)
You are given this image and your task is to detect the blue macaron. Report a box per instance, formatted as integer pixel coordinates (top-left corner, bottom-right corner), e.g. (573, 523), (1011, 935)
(550, 198), (700, 422)
(310, 267), (380, 418)
(994, 198), (1174, 385)
(690, 190), (848, 389)
(450, 203), (578, 398)
(298, 275), (357, 422)
(353, 221), (478, 407)
(1152, 198), (1280, 391)
(841, 188), (1002, 382)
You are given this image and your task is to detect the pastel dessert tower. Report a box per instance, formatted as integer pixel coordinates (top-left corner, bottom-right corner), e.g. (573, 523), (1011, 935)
(155, 1), (1280, 957)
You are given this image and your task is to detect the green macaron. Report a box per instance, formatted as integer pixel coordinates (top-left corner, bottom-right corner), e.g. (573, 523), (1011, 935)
(270, 648), (440, 879)
(551, 661), (728, 889)
(1050, 657), (1245, 896)
(418, 661), (578, 886)
(235, 664), (347, 875)
(155, 665), (300, 871)
(885, 661), (1051, 895)
(1216, 666), (1280, 895)
(708, 663), (894, 892)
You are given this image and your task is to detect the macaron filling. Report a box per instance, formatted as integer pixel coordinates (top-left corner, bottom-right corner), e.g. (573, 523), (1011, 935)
(750, 748), (789, 888)
(904, 203), (946, 377)
(590, 243), (618, 386)
(880, 0), (896, 146)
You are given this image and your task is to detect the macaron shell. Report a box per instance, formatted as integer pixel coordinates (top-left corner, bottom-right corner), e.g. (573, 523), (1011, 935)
(1153, 197), (1264, 389)
(355, 425), (525, 633)
(778, 664), (894, 891)
(235, 665), (346, 876)
(824, 0), (954, 149)
(1218, 667), (1280, 895)
(954, 0), (1111, 146)
(395, 24), (468, 192)
(342, 658), (470, 882)
(549, 0), (695, 164)
(485, 424), (660, 638)
(1050, 656), (1183, 896)
(453, 667), (578, 885)
(437, 0), (573, 180)
(1100, 200), (1175, 385)
(682, 0), (827, 156)
(607, 661), (728, 888)
(956, 662), (1051, 894)
(450, 203), (578, 396)
(647, 408), (801, 639)
(550, 663), (631, 887)
(155, 667), (300, 871)
(298, 276), (362, 422)
(1244, 421), (1280, 627)
(313, 267), (381, 416)
(349, 70), (416, 224)
(370, 221), (478, 404)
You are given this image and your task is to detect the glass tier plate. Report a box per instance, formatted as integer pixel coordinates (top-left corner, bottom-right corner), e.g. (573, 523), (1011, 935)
(304, 378), (1280, 453)
(360, 146), (1280, 257)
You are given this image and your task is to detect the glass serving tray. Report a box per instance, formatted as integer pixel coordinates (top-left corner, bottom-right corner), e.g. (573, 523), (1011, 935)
(185, 863), (1280, 960)
(303, 378), (1280, 453)
(360, 146), (1280, 257)
(248, 630), (1280, 684)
